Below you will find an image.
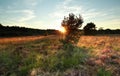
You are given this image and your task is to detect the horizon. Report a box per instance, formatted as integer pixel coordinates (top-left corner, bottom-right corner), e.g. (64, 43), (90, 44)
(0, 0), (120, 30)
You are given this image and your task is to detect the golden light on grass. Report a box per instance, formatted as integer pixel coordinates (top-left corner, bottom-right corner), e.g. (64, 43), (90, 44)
(59, 26), (66, 34)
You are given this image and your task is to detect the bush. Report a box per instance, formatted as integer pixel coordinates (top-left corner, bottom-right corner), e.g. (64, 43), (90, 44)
(34, 43), (88, 73)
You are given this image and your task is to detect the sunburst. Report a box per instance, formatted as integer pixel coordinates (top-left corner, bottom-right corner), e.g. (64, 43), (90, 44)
(59, 26), (66, 34)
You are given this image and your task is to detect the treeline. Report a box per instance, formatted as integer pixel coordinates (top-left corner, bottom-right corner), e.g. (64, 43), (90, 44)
(83, 22), (120, 35)
(0, 24), (59, 37)
(82, 29), (120, 35)
(97, 29), (120, 34)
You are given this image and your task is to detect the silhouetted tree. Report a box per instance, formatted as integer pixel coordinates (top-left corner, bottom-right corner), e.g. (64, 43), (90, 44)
(83, 22), (96, 35)
(61, 13), (83, 44)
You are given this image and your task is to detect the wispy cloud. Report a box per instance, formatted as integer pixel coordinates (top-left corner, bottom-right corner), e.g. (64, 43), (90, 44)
(50, 0), (81, 18)
(24, 0), (38, 6)
(49, 0), (104, 28)
(19, 10), (36, 22)
(5, 9), (36, 22)
(63, 0), (73, 5)
(50, 0), (104, 22)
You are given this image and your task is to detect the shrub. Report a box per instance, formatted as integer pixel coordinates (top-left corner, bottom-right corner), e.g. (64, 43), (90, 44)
(61, 13), (83, 44)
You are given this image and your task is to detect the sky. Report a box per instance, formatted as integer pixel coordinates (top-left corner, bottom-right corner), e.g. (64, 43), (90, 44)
(0, 0), (120, 30)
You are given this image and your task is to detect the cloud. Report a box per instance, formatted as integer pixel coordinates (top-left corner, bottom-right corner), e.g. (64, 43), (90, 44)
(63, 0), (73, 5)
(0, 0), (38, 22)
(49, 0), (105, 29)
(50, 0), (105, 21)
(51, 0), (81, 18)
(19, 10), (36, 22)
(24, 0), (38, 6)
(3, 9), (36, 22)
(5, 0), (39, 10)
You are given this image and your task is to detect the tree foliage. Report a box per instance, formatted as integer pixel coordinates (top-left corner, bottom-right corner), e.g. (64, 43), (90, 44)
(61, 13), (83, 44)
(83, 22), (96, 35)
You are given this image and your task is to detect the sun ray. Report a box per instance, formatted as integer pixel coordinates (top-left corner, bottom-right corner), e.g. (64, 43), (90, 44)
(59, 26), (66, 34)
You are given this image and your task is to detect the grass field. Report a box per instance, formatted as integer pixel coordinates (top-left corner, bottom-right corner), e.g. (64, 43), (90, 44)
(0, 35), (120, 76)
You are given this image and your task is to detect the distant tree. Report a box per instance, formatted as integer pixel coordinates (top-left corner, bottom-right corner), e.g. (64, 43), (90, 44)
(105, 29), (111, 34)
(98, 27), (104, 30)
(97, 27), (104, 34)
(83, 22), (96, 35)
(61, 13), (83, 44)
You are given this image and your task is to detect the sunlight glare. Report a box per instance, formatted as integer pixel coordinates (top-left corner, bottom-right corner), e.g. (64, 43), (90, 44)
(59, 26), (66, 34)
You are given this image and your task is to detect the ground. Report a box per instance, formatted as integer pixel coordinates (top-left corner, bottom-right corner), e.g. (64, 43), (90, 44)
(0, 35), (120, 76)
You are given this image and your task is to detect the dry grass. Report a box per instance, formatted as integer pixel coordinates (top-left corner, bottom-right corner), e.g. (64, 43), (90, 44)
(0, 35), (120, 76)
(0, 35), (45, 44)
(77, 35), (120, 76)
(77, 35), (120, 50)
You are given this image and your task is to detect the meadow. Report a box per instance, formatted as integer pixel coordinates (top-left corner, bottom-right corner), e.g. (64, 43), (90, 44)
(0, 35), (120, 76)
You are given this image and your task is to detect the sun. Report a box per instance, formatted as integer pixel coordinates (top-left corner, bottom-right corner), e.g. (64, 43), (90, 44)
(59, 26), (66, 34)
